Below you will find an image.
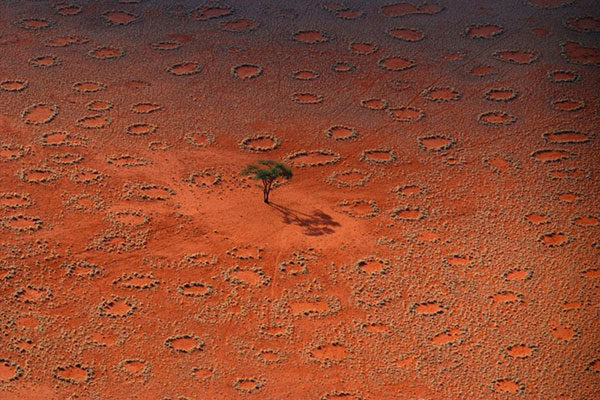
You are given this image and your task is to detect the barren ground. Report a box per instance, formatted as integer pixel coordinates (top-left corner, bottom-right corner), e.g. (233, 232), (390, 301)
(0, 0), (599, 399)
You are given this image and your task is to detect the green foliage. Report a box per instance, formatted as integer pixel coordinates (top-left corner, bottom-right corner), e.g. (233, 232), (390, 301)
(241, 160), (292, 203)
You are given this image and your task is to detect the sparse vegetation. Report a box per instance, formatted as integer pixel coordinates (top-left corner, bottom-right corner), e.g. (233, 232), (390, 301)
(241, 160), (292, 204)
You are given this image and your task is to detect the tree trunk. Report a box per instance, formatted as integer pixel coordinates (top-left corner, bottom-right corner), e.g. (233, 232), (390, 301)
(263, 180), (271, 203)
(262, 179), (269, 203)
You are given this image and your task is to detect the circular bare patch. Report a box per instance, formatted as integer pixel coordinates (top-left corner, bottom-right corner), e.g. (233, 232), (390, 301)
(107, 209), (149, 227)
(180, 252), (218, 268)
(551, 99), (585, 112)
(388, 106), (424, 122)
(44, 35), (88, 47)
(64, 193), (105, 212)
(291, 70), (319, 80)
(293, 30), (330, 44)
(361, 98), (387, 110)
(18, 166), (60, 183)
(493, 49), (538, 64)
(126, 123), (157, 136)
(465, 23), (503, 39)
(1, 79), (28, 92)
(1, 215), (42, 232)
(331, 61), (356, 73)
(118, 359), (150, 377)
(418, 135), (455, 152)
(54, 4), (82, 16)
(77, 114), (110, 129)
(390, 207), (425, 221)
(291, 92), (323, 104)
(325, 125), (357, 141)
(484, 87), (518, 102)
(113, 272), (158, 289)
(99, 297), (136, 317)
(224, 265), (272, 287)
(477, 111), (516, 126)
(538, 232), (571, 247)
(484, 154), (519, 173)
(184, 169), (222, 187)
(377, 56), (416, 71)
(470, 65), (495, 77)
(164, 335), (204, 353)
(394, 184), (427, 197)
(547, 70), (579, 83)
(50, 152), (84, 165)
(14, 285), (52, 302)
(149, 141), (170, 151)
(336, 199), (379, 218)
(543, 130), (592, 144)
(232, 64), (263, 80)
(53, 364), (93, 384)
(411, 300), (445, 316)
(102, 10), (139, 26)
(1, 143), (29, 162)
(233, 377), (266, 393)
(221, 18), (257, 33)
(16, 18), (55, 30)
(185, 131), (215, 147)
(86, 100), (113, 112)
(359, 148), (396, 164)
(124, 182), (176, 200)
(387, 27), (425, 42)
(70, 168), (105, 184)
(40, 131), (86, 147)
(381, 2), (444, 17)
(88, 46), (125, 60)
(29, 55), (60, 68)
(348, 41), (378, 55)
(178, 282), (214, 298)
(491, 379), (524, 394)
(191, 5), (233, 20)
(168, 62), (202, 76)
(421, 86), (461, 102)
(239, 134), (280, 152)
(572, 215), (599, 227)
(564, 16), (600, 33)
(0, 359), (23, 382)
(73, 81), (106, 94)
(335, 8), (364, 20)
(284, 149), (341, 167)
(560, 41), (600, 66)
(530, 149), (573, 163)
(355, 256), (391, 275)
(62, 260), (102, 277)
(0, 193), (34, 210)
(326, 169), (371, 188)
(107, 154), (150, 167)
(21, 103), (59, 125)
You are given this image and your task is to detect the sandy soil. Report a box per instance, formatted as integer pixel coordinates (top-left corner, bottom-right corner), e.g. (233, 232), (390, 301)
(0, 0), (599, 399)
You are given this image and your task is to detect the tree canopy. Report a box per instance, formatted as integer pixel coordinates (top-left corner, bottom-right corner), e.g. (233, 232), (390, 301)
(241, 160), (292, 203)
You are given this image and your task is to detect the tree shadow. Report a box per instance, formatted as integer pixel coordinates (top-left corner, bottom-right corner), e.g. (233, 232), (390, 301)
(268, 202), (340, 236)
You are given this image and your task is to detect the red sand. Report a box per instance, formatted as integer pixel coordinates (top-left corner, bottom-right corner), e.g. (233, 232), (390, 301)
(0, 0), (599, 399)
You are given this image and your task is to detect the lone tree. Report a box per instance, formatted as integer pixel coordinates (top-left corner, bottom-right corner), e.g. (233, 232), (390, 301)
(241, 160), (292, 204)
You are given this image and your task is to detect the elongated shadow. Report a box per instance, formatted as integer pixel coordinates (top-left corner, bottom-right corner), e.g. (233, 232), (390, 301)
(268, 202), (340, 236)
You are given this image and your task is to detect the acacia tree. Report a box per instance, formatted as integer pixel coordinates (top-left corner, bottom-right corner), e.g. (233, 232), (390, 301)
(241, 160), (292, 204)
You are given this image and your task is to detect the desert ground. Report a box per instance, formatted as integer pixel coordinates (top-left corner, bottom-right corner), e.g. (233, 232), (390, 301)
(0, 0), (599, 399)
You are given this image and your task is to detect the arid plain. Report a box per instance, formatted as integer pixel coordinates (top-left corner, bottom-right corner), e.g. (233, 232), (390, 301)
(0, 0), (599, 399)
